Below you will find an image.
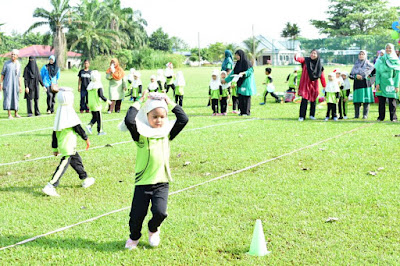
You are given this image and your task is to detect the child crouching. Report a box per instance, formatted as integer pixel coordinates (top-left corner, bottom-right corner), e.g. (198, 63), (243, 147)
(121, 92), (189, 249)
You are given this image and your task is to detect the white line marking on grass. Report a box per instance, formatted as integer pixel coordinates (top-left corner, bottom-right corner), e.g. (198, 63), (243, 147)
(0, 118), (122, 138)
(0, 122), (374, 251)
(0, 119), (257, 167)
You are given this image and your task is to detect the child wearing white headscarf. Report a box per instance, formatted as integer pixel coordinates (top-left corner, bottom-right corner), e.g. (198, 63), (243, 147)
(42, 87), (94, 197)
(121, 92), (189, 250)
(209, 69), (221, 115)
(324, 73), (340, 121)
(127, 70), (142, 101)
(86, 70), (112, 135)
(164, 62), (175, 95)
(156, 69), (166, 91)
(174, 71), (185, 106)
(338, 71), (351, 119)
(147, 75), (159, 93)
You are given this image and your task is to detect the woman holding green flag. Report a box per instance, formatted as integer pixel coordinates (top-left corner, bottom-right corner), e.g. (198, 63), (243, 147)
(375, 43), (400, 122)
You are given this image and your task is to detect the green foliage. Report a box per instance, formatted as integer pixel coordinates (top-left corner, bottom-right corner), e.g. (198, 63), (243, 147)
(130, 47), (184, 69)
(149, 28), (172, 51)
(114, 49), (133, 69)
(310, 0), (399, 37)
(299, 32), (394, 64)
(207, 42), (226, 62)
(171, 36), (189, 51)
(190, 48), (210, 61)
(90, 54), (113, 71)
(242, 37), (266, 63)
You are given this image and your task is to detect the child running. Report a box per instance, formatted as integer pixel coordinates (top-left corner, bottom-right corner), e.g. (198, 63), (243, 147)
(220, 71), (230, 115)
(42, 86), (94, 197)
(122, 92), (189, 249)
(86, 70), (112, 135)
(324, 73), (340, 121)
(209, 70), (221, 116)
(260, 67), (279, 105)
(174, 71), (185, 107)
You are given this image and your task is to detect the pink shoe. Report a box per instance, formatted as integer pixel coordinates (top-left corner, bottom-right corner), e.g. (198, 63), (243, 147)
(148, 230), (161, 247)
(216, 113), (222, 116)
(223, 113), (227, 116)
(212, 113), (217, 116)
(15, 114), (21, 118)
(125, 238), (139, 250)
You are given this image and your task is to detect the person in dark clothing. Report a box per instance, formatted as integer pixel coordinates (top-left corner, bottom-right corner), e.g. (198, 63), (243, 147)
(78, 59), (91, 113)
(23, 56), (44, 116)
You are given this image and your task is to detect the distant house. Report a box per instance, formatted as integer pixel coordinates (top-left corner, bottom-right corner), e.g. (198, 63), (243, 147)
(253, 35), (302, 66)
(0, 45), (82, 69)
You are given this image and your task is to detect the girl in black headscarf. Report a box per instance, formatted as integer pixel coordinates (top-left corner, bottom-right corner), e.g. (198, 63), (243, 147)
(225, 50), (257, 115)
(24, 56), (44, 116)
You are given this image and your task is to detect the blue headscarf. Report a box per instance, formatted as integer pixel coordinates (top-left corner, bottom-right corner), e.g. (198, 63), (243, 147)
(221, 50), (233, 71)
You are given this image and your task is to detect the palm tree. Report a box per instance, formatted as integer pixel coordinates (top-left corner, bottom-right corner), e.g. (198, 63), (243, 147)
(25, 0), (71, 69)
(281, 22), (301, 51)
(68, 0), (123, 60)
(242, 37), (265, 65)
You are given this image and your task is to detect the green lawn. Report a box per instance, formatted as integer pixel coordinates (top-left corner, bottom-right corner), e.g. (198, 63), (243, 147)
(1, 66), (399, 264)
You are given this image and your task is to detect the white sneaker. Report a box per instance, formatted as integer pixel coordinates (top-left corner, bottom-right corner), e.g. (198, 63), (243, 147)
(310, 116), (316, 120)
(344, 116), (348, 119)
(333, 117), (338, 121)
(42, 183), (60, 197)
(298, 117), (304, 122)
(86, 124), (93, 134)
(324, 117), (329, 121)
(148, 230), (161, 247)
(82, 177), (95, 188)
(125, 238), (139, 250)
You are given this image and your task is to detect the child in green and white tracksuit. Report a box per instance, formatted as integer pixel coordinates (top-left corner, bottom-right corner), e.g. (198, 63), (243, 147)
(147, 75), (159, 93)
(338, 71), (351, 119)
(127, 70), (142, 102)
(325, 73), (340, 121)
(260, 68), (279, 105)
(42, 87), (94, 197)
(174, 71), (185, 107)
(209, 70), (221, 115)
(121, 92), (189, 249)
(220, 71), (230, 115)
(86, 70), (112, 135)
(164, 62), (175, 95)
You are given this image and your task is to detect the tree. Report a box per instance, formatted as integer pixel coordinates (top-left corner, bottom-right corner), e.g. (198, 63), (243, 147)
(26, 0), (71, 69)
(310, 0), (399, 37)
(207, 42), (226, 62)
(68, 0), (123, 60)
(0, 23), (4, 45)
(281, 22), (301, 50)
(149, 28), (171, 51)
(242, 37), (265, 65)
(170, 36), (189, 51)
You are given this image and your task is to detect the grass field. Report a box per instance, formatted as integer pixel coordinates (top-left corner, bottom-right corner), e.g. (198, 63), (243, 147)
(1, 66), (400, 264)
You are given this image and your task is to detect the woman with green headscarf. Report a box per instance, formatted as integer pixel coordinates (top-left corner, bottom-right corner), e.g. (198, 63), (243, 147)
(375, 43), (400, 122)
(221, 50), (233, 72)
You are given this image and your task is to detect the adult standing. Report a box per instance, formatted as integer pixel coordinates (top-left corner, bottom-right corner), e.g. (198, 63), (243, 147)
(295, 50), (326, 121)
(221, 50), (233, 72)
(375, 43), (400, 122)
(23, 56), (44, 117)
(78, 59), (91, 113)
(0, 49), (22, 119)
(225, 50), (256, 116)
(106, 58), (126, 113)
(349, 50), (375, 119)
(41, 55), (60, 114)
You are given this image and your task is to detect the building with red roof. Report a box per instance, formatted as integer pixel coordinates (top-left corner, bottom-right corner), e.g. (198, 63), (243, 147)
(0, 45), (82, 69)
